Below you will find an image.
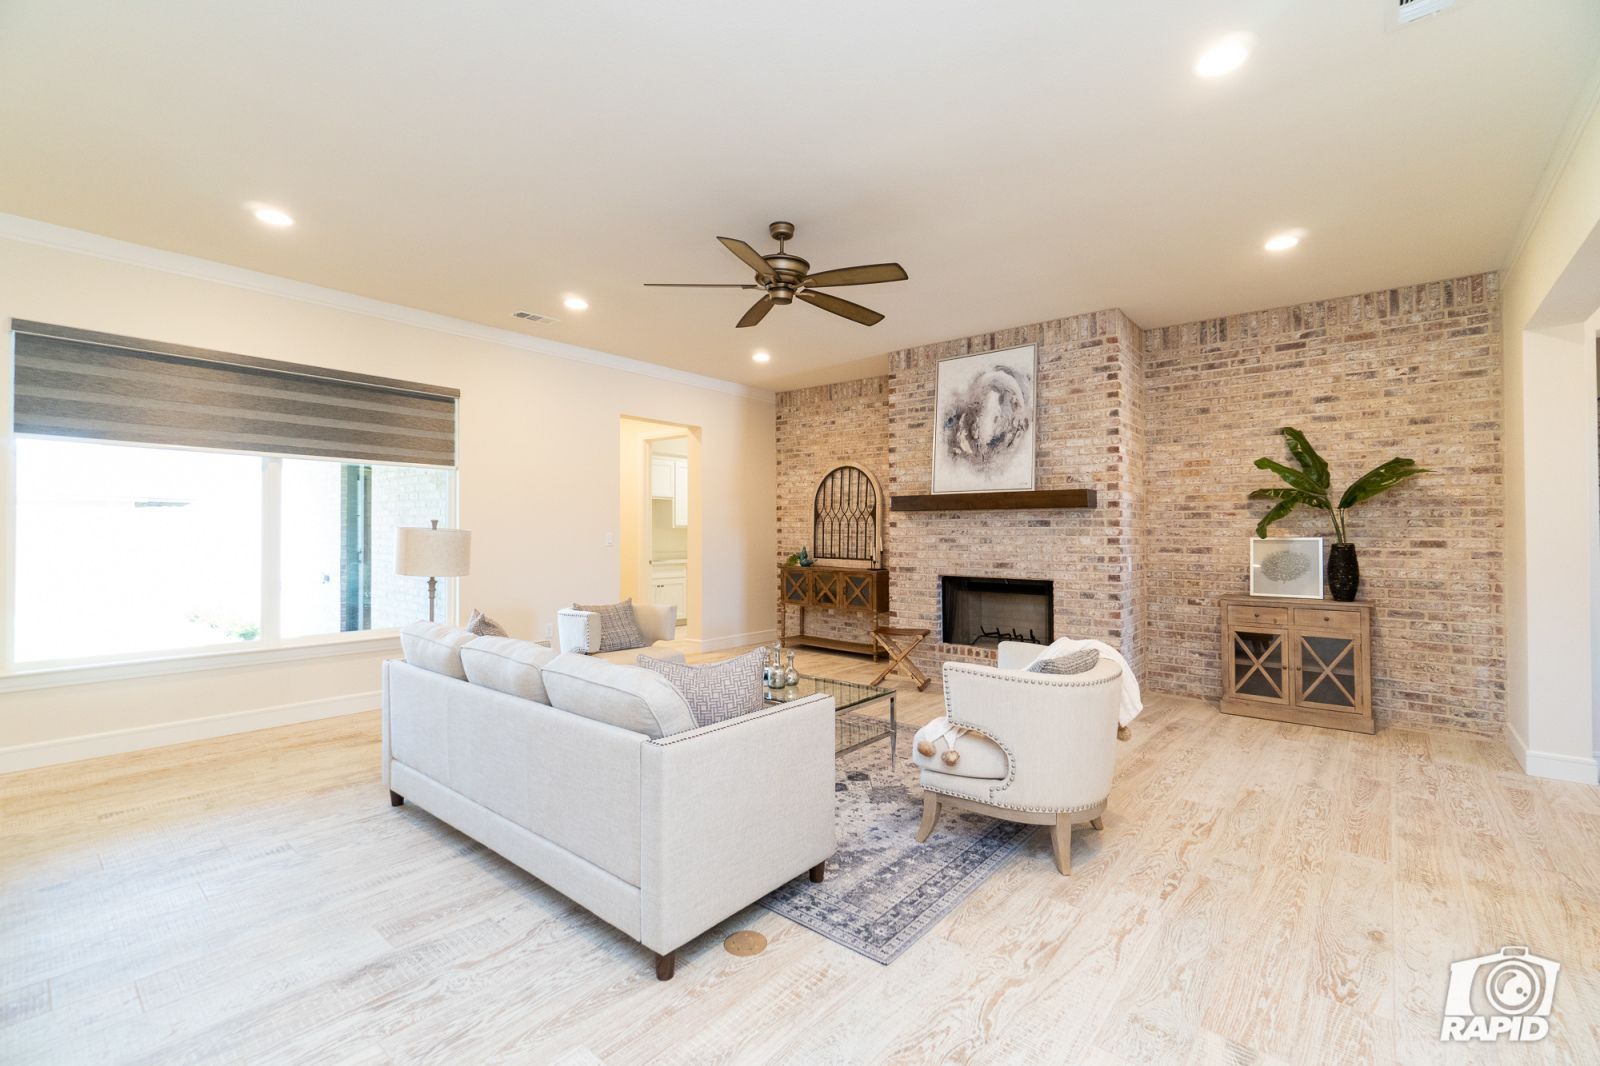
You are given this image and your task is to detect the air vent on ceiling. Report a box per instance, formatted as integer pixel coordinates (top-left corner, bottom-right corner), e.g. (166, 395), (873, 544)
(1393, 0), (1458, 26)
(511, 310), (559, 325)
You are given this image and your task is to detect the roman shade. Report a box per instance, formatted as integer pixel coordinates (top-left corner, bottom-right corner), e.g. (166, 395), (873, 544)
(10, 320), (458, 466)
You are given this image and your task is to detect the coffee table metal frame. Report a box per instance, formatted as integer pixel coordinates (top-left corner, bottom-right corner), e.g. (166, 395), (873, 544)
(763, 674), (898, 760)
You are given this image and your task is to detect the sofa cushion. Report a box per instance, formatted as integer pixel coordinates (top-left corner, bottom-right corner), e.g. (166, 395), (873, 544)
(911, 716), (1008, 780)
(592, 646), (686, 666)
(572, 598), (646, 653)
(636, 646), (767, 727)
(466, 608), (509, 637)
(1026, 647), (1100, 675)
(399, 621), (475, 679)
(540, 653), (696, 739)
(461, 636), (558, 704)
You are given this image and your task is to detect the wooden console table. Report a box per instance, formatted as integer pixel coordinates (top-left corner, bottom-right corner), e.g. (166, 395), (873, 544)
(1219, 594), (1374, 734)
(778, 565), (890, 658)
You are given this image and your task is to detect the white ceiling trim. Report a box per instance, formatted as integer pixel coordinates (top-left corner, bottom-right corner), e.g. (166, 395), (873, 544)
(0, 213), (775, 404)
(1504, 60), (1600, 282)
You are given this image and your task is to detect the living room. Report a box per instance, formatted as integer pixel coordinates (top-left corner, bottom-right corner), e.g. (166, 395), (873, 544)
(3, 3), (1600, 1064)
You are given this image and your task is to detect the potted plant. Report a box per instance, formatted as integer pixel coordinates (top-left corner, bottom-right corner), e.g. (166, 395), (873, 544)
(1248, 427), (1428, 601)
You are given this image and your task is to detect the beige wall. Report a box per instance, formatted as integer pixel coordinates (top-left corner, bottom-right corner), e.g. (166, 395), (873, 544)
(1501, 83), (1600, 782)
(0, 228), (775, 768)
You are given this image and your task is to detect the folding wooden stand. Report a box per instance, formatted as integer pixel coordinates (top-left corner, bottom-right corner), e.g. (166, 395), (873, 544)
(870, 627), (931, 690)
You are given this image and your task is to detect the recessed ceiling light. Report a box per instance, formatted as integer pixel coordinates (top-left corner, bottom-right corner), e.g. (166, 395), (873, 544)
(563, 295), (589, 311)
(1264, 232), (1302, 252)
(1194, 34), (1251, 78)
(752, 350), (771, 364)
(251, 205), (294, 228)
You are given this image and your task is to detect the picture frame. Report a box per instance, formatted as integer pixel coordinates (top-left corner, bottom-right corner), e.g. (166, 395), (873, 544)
(1249, 537), (1324, 599)
(931, 344), (1036, 494)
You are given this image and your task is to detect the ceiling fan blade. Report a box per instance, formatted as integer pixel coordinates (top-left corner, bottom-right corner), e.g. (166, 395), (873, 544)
(718, 236), (774, 278)
(736, 294), (776, 328)
(800, 262), (908, 288)
(644, 282), (762, 288)
(798, 290), (885, 326)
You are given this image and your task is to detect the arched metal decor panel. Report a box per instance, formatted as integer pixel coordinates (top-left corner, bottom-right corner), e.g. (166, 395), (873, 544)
(812, 464), (883, 566)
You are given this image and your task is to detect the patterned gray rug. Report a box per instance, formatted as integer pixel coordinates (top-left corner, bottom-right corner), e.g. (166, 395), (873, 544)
(759, 716), (1036, 964)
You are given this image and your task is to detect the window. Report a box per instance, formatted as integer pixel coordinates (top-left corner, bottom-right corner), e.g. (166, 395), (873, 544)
(11, 439), (454, 666)
(8, 319), (460, 671)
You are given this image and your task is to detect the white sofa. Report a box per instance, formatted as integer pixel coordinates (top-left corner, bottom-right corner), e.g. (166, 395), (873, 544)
(557, 601), (693, 664)
(912, 640), (1123, 875)
(382, 633), (836, 979)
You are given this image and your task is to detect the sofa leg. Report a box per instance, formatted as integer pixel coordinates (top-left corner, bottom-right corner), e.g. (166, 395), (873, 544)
(915, 792), (940, 843)
(1089, 816), (1104, 831)
(655, 951), (675, 981)
(1050, 815), (1073, 875)
(389, 790), (404, 808)
(809, 861), (826, 883)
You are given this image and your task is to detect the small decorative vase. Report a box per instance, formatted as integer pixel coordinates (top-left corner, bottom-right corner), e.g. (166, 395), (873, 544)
(784, 650), (799, 687)
(1327, 543), (1360, 602)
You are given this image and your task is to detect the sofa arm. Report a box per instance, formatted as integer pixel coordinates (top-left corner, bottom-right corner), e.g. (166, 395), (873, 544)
(557, 609), (599, 654)
(637, 693), (836, 954)
(941, 659), (1122, 812)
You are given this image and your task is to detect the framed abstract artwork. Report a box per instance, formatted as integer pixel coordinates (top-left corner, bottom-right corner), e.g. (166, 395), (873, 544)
(1249, 537), (1324, 599)
(931, 344), (1036, 494)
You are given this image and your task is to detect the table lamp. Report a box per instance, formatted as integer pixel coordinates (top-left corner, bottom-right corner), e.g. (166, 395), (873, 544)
(395, 519), (471, 622)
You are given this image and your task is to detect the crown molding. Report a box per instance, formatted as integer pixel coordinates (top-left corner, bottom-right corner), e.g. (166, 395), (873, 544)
(1503, 59), (1600, 279)
(0, 213), (775, 404)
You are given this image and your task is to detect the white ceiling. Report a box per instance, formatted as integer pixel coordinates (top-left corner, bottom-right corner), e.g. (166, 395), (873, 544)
(2, 1), (1597, 390)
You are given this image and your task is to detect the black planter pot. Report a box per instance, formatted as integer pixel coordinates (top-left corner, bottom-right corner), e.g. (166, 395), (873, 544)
(1327, 543), (1360, 601)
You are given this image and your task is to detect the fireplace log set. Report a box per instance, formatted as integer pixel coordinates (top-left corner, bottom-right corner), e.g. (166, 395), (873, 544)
(970, 626), (1046, 645)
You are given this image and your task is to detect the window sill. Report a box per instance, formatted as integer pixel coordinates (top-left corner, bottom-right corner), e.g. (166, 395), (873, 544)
(0, 631), (404, 695)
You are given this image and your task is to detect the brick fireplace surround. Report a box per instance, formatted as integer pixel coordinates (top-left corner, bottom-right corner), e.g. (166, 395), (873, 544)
(775, 273), (1504, 735)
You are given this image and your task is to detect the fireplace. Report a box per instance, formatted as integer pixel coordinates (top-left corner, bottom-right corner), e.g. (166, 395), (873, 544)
(941, 576), (1053, 648)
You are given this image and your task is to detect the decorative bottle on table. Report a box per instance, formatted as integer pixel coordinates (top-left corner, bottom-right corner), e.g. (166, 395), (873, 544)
(784, 650), (799, 687)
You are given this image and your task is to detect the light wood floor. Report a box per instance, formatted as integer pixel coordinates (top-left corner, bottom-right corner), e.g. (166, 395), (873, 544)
(3, 647), (1598, 1065)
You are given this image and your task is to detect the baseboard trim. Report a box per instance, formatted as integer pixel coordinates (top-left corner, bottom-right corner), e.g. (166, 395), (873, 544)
(1503, 721), (1600, 784)
(682, 630), (779, 654)
(0, 691), (380, 774)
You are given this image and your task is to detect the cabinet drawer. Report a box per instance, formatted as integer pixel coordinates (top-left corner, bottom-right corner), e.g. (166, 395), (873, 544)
(1228, 605), (1288, 628)
(1293, 607), (1361, 634)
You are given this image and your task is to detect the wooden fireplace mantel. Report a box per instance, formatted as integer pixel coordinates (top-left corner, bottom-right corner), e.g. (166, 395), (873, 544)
(889, 489), (1097, 512)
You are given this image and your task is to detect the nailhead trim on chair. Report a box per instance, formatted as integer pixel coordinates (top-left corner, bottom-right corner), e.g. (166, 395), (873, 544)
(921, 783), (1110, 816)
(939, 662), (1121, 811)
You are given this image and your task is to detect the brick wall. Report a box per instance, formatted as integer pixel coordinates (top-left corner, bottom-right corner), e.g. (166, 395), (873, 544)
(774, 377), (890, 644)
(1143, 274), (1504, 733)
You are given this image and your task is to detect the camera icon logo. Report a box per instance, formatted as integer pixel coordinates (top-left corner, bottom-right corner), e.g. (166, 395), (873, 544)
(1440, 945), (1560, 1042)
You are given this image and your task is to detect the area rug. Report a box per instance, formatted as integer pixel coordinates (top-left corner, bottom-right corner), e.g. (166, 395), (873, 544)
(759, 716), (1036, 964)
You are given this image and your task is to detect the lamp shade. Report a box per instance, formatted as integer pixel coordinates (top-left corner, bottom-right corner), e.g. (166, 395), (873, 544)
(395, 525), (471, 577)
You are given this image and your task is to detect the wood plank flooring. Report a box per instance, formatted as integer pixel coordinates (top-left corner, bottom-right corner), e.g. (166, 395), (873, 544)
(3, 646), (1598, 1064)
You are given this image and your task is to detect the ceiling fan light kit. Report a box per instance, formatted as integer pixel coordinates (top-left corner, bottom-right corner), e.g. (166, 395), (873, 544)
(646, 221), (907, 328)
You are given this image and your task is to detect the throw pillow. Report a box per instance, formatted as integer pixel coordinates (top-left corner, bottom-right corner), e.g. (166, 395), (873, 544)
(1026, 647), (1100, 675)
(572, 598), (646, 653)
(466, 608), (508, 637)
(636, 646), (768, 728)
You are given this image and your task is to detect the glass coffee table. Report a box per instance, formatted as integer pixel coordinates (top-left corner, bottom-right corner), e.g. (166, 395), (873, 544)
(764, 675), (897, 759)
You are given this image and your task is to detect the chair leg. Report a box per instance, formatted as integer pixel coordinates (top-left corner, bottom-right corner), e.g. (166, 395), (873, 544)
(1089, 816), (1104, 831)
(1050, 815), (1073, 875)
(389, 790), (404, 807)
(915, 793), (940, 843)
(809, 861), (826, 883)
(655, 951), (675, 981)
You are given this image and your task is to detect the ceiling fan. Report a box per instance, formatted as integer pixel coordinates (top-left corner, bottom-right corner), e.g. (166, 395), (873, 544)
(645, 221), (907, 328)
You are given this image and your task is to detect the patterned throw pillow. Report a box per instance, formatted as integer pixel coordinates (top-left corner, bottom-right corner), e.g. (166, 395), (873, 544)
(1026, 647), (1100, 675)
(467, 608), (508, 637)
(573, 598), (646, 653)
(637, 646), (768, 728)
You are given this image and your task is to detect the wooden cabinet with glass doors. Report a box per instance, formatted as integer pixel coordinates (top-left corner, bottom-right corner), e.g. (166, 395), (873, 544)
(1219, 593), (1374, 734)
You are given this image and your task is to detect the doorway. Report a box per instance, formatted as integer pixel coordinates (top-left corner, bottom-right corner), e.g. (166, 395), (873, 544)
(618, 417), (699, 637)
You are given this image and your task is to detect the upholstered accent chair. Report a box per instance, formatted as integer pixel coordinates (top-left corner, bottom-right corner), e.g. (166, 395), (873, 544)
(556, 601), (689, 664)
(913, 641), (1123, 874)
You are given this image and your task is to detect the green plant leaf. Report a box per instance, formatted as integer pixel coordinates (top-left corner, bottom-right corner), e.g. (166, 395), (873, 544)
(1279, 427), (1329, 491)
(1248, 487), (1331, 510)
(1337, 458), (1430, 510)
(1253, 457), (1331, 500)
(1254, 497), (1298, 539)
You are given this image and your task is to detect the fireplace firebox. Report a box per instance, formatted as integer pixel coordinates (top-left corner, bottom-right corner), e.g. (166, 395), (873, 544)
(941, 576), (1054, 648)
